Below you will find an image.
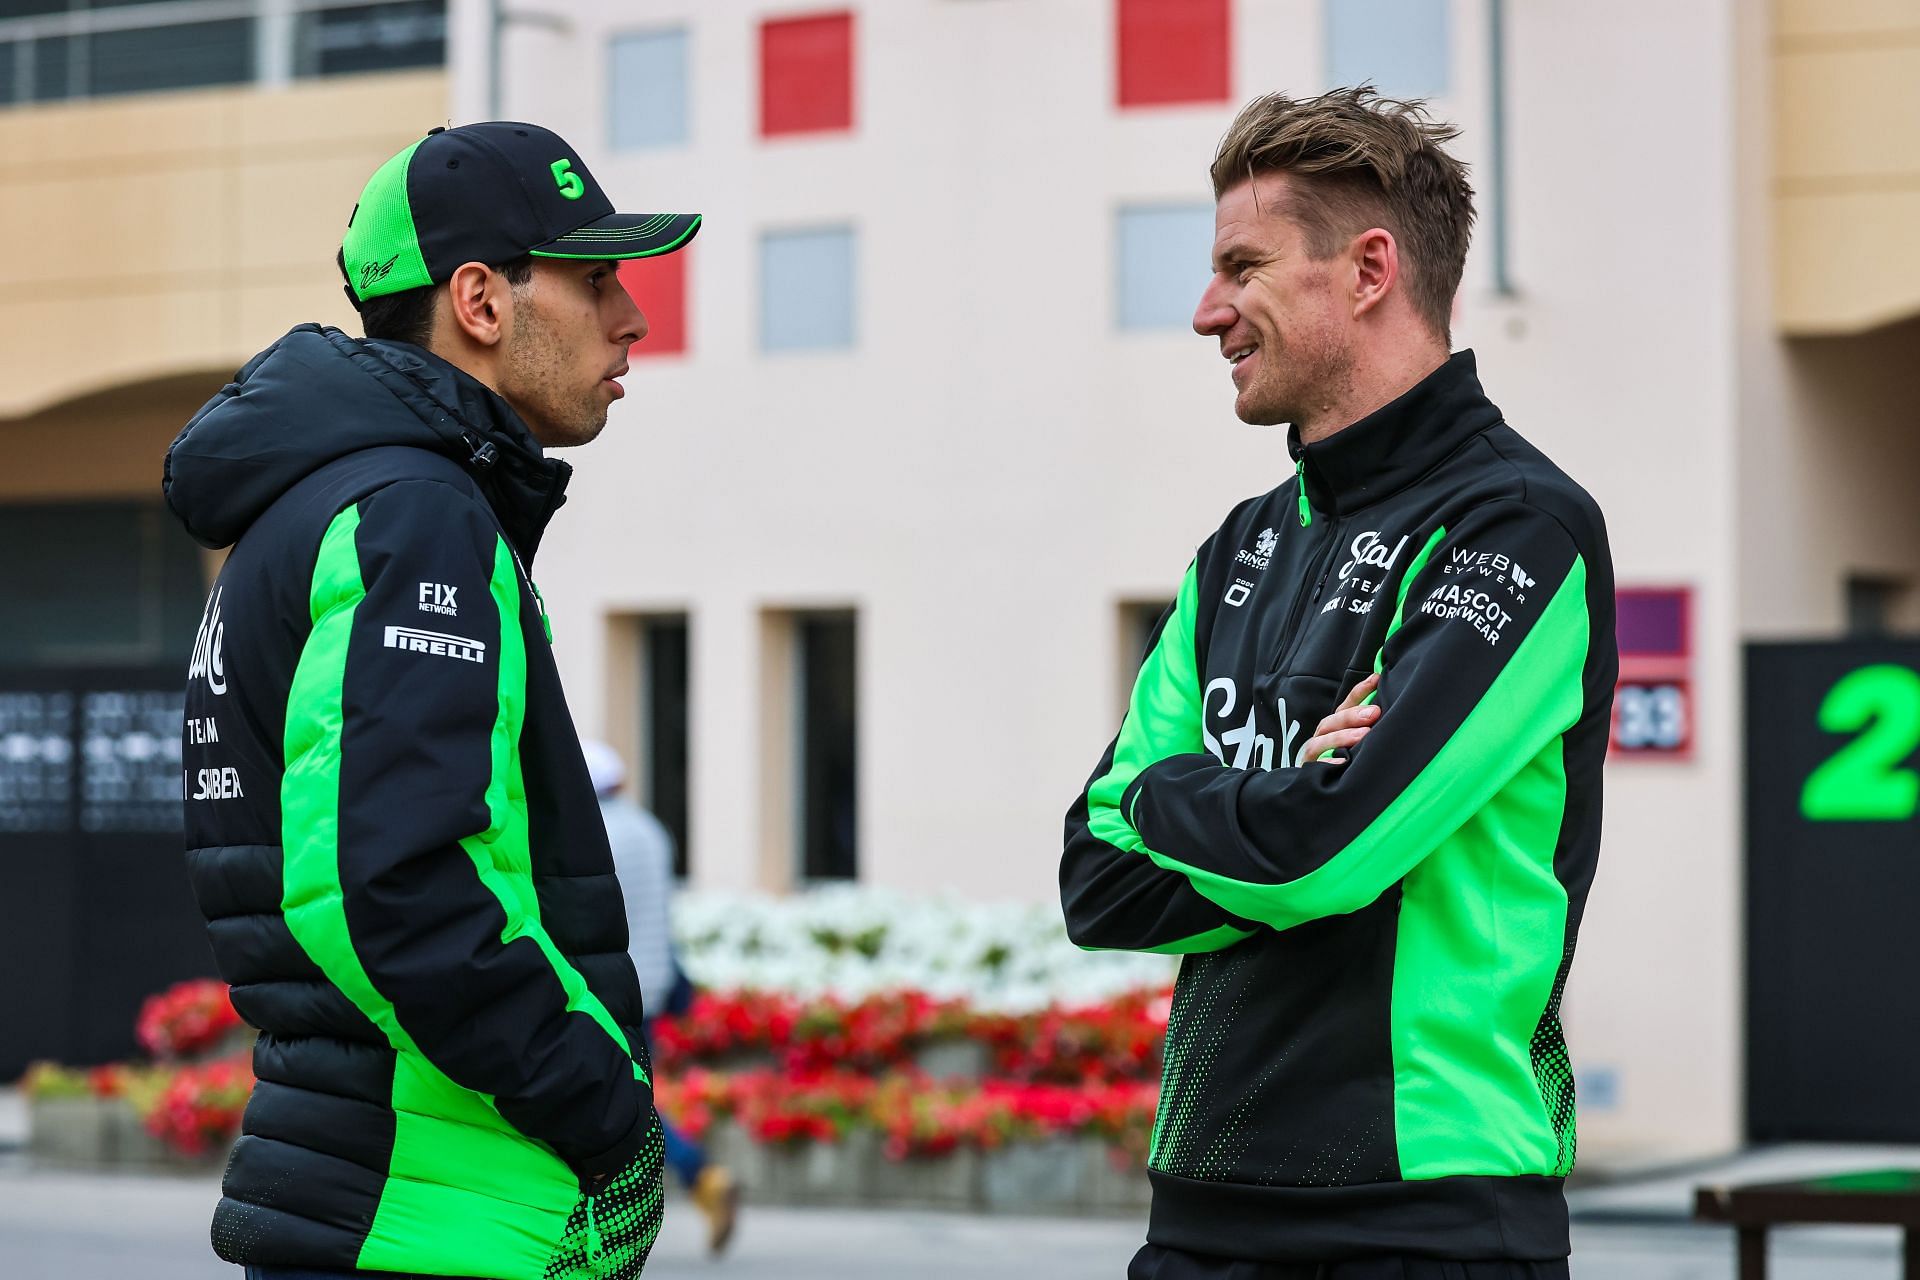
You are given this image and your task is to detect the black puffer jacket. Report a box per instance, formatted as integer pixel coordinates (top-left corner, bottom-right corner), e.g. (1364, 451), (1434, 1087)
(166, 324), (662, 1280)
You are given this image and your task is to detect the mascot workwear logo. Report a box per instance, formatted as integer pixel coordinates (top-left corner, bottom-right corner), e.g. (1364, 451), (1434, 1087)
(1237, 528), (1278, 572)
(1339, 531), (1409, 580)
(188, 587), (228, 696)
(383, 626), (487, 664)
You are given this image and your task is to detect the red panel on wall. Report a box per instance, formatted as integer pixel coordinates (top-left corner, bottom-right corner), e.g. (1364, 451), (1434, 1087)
(1612, 587), (1694, 759)
(1117, 0), (1231, 108)
(619, 249), (688, 358)
(760, 11), (855, 137)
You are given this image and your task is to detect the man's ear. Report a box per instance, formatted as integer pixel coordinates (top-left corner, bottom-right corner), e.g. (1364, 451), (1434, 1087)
(445, 261), (511, 347)
(1349, 227), (1399, 320)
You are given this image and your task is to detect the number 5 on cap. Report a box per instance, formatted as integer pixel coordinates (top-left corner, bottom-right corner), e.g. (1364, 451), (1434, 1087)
(551, 159), (584, 200)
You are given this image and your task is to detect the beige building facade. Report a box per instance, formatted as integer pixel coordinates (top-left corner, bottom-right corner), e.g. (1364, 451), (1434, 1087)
(8, 0), (1920, 1167)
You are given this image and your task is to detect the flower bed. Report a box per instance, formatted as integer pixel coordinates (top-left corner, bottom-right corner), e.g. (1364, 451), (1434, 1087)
(654, 987), (1170, 1084)
(675, 887), (1174, 1010)
(654, 1067), (1159, 1212)
(19, 890), (1177, 1212)
(23, 980), (253, 1167)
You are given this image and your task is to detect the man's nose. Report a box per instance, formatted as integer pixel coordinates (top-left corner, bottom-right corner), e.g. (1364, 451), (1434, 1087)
(1193, 277), (1235, 337)
(613, 274), (648, 346)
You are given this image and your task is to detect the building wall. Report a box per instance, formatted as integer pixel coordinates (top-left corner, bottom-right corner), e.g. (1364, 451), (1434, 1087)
(0, 69), (447, 422)
(1773, 0), (1920, 334)
(1480, 0), (1744, 1163)
(466, 0), (1763, 1161)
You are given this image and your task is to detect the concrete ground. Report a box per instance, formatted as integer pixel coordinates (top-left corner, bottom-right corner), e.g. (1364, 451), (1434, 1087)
(0, 1156), (1904, 1280)
(0, 1090), (1913, 1280)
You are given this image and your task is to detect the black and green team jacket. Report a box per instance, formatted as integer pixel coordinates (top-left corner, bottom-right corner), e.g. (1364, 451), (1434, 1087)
(1061, 351), (1616, 1262)
(165, 325), (662, 1279)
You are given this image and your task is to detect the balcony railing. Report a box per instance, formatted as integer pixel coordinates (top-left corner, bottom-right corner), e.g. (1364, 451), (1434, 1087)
(0, 0), (445, 107)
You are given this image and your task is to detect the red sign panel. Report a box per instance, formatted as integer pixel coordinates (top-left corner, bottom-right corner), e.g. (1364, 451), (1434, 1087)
(1116, 0), (1231, 108)
(761, 12), (855, 137)
(619, 248), (689, 358)
(1612, 587), (1692, 758)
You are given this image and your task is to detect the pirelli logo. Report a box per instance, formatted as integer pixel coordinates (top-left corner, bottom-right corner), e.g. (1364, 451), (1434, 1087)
(383, 625), (487, 664)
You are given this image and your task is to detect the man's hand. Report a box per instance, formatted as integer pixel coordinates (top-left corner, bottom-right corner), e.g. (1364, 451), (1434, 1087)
(1301, 673), (1380, 764)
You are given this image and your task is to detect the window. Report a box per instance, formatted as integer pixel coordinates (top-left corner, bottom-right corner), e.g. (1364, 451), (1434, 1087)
(795, 612), (857, 881)
(32, 36), (74, 101)
(609, 28), (688, 150)
(89, 19), (254, 97)
(0, 1), (446, 108)
(619, 247), (689, 357)
(1325, 0), (1450, 99)
(1845, 575), (1910, 637)
(1116, 0), (1229, 108)
(293, 1), (445, 79)
(1116, 204), (1214, 331)
(1118, 599), (1176, 716)
(639, 616), (691, 878)
(0, 503), (204, 668)
(759, 10), (853, 137)
(761, 227), (856, 352)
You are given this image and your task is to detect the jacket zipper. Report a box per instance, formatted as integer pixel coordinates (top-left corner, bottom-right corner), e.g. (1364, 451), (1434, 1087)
(1267, 515), (1342, 675)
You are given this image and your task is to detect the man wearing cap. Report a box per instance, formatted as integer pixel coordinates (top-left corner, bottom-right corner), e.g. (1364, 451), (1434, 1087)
(164, 123), (700, 1280)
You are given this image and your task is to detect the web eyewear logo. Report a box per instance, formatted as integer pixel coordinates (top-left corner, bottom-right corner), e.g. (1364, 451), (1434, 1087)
(359, 254), (400, 290)
(383, 626), (486, 664)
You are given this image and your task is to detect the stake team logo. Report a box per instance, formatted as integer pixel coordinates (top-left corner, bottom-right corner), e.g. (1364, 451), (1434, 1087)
(188, 586), (228, 696)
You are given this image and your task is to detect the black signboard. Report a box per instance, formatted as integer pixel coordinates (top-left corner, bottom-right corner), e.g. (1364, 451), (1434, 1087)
(1747, 641), (1920, 1142)
(0, 668), (215, 1079)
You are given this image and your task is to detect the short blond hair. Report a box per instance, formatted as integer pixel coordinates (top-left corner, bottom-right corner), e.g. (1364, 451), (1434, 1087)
(1211, 86), (1475, 339)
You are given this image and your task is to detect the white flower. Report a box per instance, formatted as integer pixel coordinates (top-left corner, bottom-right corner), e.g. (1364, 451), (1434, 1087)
(672, 887), (1173, 1009)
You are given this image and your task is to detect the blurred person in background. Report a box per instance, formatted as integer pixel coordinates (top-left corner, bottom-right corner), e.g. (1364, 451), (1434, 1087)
(1060, 88), (1616, 1280)
(583, 740), (740, 1256)
(166, 122), (699, 1280)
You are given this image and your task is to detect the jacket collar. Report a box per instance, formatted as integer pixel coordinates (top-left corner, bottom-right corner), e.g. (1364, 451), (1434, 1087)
(1287, 349), (1501, 519)
(352, 336), (573, 563)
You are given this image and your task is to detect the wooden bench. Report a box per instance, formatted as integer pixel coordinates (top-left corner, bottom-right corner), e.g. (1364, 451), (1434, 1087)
(1694, 1169), (1920, 1279)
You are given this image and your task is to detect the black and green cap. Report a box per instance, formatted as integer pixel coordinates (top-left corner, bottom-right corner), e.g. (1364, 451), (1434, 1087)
(341, 121), (702, 302)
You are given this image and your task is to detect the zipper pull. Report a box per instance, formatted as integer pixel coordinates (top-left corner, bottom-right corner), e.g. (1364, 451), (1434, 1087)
(461, 431), (497, 470)
(1295, 457), (1312, 527)
(585, 1191), (602, 1262)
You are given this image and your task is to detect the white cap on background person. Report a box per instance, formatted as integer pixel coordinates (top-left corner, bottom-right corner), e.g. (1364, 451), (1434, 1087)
(581, 740), (626, 799)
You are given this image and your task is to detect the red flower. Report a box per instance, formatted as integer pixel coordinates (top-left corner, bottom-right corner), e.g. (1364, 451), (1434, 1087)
(135, 980), (244, 1061)
(140, 1053), (254, 1157)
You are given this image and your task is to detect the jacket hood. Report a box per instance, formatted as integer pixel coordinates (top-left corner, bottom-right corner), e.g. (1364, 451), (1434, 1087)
(163, 324), (570, 556)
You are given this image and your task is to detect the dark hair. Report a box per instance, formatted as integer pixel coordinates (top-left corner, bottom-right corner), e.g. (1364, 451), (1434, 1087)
(1211, 86), (1475, 340)
(335, 252), (537, 347)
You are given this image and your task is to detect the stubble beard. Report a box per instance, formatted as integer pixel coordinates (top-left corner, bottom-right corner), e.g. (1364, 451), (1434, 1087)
(1240, 325), (1354, 437)
(501, 301), (608, 449)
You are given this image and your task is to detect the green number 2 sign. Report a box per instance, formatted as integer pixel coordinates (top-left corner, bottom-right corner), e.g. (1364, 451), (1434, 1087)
(1800, 664), (1920, 822)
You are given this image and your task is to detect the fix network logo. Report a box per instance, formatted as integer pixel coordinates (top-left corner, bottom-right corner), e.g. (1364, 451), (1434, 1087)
(418, 582), (459, 617)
